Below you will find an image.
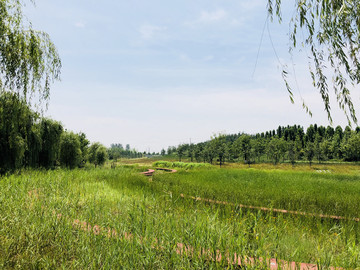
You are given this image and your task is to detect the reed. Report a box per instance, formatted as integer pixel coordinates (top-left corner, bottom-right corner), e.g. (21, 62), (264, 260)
(1, 166), (359, 268)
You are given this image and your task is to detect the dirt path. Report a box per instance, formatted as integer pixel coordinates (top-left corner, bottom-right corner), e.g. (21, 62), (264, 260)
(140, 168), (177, 176)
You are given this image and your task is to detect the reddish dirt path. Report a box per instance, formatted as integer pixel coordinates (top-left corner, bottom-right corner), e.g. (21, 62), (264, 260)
(140, 169), (155, 176)
(140, 168), (177, 176)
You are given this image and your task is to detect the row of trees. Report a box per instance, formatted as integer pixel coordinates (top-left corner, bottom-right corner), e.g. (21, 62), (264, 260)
(169, 124), (360, 166)
(0, 93), (108, 173)
(108, 144), (143, 160)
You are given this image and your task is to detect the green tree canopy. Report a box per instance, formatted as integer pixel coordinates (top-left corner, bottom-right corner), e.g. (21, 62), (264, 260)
(77, 132), (90, 166)
(95, 146), (108, 167)
(59, 132), (82, 169)
(210, 134), (228, 167)
(39, 118), (63, 168)
(0, 0), (61, 105)
(234, 135), (252, 164)
(268, 0), (360, 124)
(89, 142), (107, 167)
(0, 92), (36, 172)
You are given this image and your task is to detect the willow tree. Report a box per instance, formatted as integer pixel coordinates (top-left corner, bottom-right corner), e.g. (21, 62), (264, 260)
(0, 0), (61, 105)
(268, 1), (360, 124)
(0, 92), (36, 172)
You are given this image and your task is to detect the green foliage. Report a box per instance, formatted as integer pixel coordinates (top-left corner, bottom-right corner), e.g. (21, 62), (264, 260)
(266, 137), (286, 164)
(108, 143), (142, 160)
(59, 132), (82, 169)
(0, 0), (61, 105)
(38, 118), (63, 168)
(210, 133), (229, 167)
(77, 132), (89, 166)
(176, 144), (187, 162)
(0, 92), (93, 172)
(268, 0), (360, 124)
(168, 124), (360, 165)
(0, 1), (64, 172)
(320, 139), (332, 160)
(152, 161), (213, 169)
(314, 133), (323, 163)
(0, 92), (37, 172)
(342, 132), (360, 161)
(2, 167), (360, 268)
(25, 123), (42, 167)
(234, 135), (252, 165)
(305, 142), (315, 166)
(89, 142), (107, 167)
(95, 146), (107, 167)
(287, 141), (296, 166)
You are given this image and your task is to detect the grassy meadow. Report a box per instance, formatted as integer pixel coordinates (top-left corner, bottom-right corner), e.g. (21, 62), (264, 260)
(1, 163), (360, 269)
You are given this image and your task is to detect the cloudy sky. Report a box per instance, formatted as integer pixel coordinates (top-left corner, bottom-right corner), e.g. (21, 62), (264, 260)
(24, 0), (359, 152)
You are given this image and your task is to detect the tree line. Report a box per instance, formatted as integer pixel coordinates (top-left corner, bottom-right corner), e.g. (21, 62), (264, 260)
(167, 124), (360, 166)
(0, 92), (110, 173)
(108, 144), (144, 160)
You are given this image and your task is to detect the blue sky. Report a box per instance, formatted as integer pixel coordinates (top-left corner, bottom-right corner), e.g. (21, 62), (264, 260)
(24, 0), (359, 152)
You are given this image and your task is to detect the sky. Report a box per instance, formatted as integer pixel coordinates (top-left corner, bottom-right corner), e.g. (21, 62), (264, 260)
(24, 0), (360, 152)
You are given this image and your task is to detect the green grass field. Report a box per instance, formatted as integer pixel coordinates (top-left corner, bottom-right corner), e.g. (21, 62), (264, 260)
(1, 164), (360, 268)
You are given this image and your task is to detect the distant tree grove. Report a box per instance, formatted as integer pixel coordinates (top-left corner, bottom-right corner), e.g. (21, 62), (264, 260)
(107, 144), (144, 160)
(170, 124), (360, 166)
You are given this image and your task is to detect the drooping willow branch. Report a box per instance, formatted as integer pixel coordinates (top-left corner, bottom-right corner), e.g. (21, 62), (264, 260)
(0, 0), (61, 107)
(268, 0), (360, 125)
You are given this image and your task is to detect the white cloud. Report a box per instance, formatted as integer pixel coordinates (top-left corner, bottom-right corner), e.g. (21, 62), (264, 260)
(139, 23), (167, 39)
(185, 9), (244, 27)
(198, 9), (227, 23)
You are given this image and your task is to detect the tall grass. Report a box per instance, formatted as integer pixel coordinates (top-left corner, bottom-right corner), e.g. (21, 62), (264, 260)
(154, 168), (360, 218)
(1, 166), (360, 268)
(153, 161), (213, 169)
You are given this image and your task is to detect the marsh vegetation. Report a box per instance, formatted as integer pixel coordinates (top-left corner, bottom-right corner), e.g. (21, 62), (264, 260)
(1, 164), (360, 268)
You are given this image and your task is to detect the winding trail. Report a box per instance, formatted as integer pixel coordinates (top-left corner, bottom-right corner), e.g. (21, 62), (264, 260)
(140, 168), (177, 176)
